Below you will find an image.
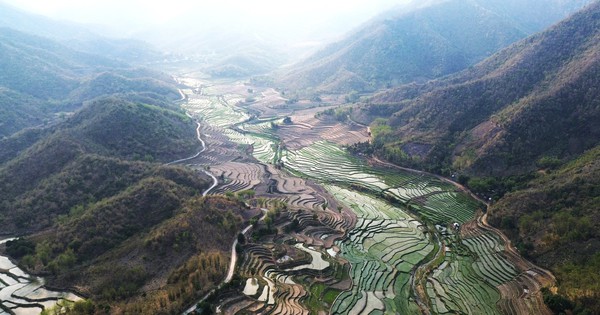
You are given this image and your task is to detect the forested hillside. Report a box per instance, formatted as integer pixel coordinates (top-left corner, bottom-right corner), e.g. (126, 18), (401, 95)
(0, 97), (200, 232)
(359, 1), (600, 178)
(277, 0), (592, 93)
(0, 88), (44, 137)
(489, 146), (600, 313)
(0, 85), (251, 314)
(0, 19), (257, 313)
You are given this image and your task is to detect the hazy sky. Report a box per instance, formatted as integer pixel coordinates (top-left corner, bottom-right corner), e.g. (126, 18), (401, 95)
(6, 0), (407, 29)
(4, 0), (411, 57)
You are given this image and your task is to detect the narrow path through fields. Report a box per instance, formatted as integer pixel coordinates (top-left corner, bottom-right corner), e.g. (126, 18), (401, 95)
(224, 209), (268, 283)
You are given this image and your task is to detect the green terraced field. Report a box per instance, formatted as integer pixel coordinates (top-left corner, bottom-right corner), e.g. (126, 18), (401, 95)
(282, 141), (520, 314)
(179, 91), (526, 314)
(326, 185), (433, 314)
(427, 253), (502, 314)
(422, 228), (521, 315)
(283, 141), (481, 224)
(239, 118), (282, 136)
(184, 95), (278, 164)
(410, 191), (483, 224)
(184, 96), (248, 127)
(283, 141), (388, 191)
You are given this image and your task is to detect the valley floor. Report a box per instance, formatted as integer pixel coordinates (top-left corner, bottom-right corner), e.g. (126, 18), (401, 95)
(171, 77), (556, 315)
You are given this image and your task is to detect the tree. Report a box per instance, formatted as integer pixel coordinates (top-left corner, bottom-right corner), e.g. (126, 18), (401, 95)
(345, 91), (360, 103)
(237, 233), (246, 244)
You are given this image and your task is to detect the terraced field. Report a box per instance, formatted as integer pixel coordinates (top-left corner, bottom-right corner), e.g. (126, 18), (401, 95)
(182, 91), (278, 165)
(283, 141), (388, 191)
(183, 95), (248, 128)
(176, 79), (553, 315)
(238, 118), (282, 136)
(281, 140), (551, 314)
(425, 235), (504, 315)
(217, 206), (351, 315)
(277, 115), (369, 150)
(326, 186), (432, 314)
(283, 141), (481, 224)
(211, 162), (265, 193)
(0, 239), (81, 315)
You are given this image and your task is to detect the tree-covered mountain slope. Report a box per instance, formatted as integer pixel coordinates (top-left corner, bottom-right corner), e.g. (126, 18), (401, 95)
(69, 71), (180, 103)
(0, 76), (248, 314)
(0, 27), (178, 139)
(27, 195), (249, 314)
(0, 27), (119, 99)
(488, 145), (600, 313)
(0, 88), (45, 138)
(358, 0), (600, 178)
(277, 0), (592, 93)
(0, 97), (200, 234)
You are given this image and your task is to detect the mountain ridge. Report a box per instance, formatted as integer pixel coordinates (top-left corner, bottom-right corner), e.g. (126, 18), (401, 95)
(358, 0), (600, 177)
(277, 0), (593, 94)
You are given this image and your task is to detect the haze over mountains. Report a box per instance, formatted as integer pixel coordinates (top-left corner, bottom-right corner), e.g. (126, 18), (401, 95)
(1, 0), (599, 314)
(0, 2), (161, 64)
(0, 26), (180, 138)
(277, 0), (593, 92)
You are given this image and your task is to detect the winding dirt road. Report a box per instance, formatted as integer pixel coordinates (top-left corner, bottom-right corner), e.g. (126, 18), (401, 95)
(182, 209), (267, 315)
(166, 122), (206, 165)
(224, 208), (268, 283)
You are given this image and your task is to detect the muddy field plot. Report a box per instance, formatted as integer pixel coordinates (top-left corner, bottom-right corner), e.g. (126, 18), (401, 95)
(211, 162), (266, 193)
(277, 113), (369, 150)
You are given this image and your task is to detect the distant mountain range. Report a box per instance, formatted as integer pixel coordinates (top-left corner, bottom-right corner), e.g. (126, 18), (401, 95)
(0, 26), (180, 138)
(0, 27), (120, 99)
(277, 0), (593, 93)
(0, 1), (162, 63)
